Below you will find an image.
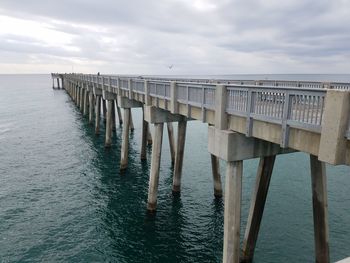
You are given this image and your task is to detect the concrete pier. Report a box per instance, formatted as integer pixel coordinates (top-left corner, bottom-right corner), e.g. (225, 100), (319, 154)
(53, 73), (350, 263)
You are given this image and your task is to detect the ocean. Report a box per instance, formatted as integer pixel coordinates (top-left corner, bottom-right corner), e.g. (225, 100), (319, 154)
(0, 74), (349, 262)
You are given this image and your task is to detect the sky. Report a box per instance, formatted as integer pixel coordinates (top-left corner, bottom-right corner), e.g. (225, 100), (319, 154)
(0, 0), (349, 74)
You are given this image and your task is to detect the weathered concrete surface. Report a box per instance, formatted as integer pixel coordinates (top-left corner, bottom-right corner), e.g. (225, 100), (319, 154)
(120, 108), (130, 170)
(105, 100), (113, 147)
(319, 90), (350, 165)
(208, 126), (293, 162)
(210, 154), (222, 198)
(144, 106), (183, 124)
(117, 96), (143, 108)
(223, 161), (242, 263)
(172, 119), (187, 193)
(310, 155), (329, 263)
(147, 123), (164, 211)
(241, 155), (276, 263)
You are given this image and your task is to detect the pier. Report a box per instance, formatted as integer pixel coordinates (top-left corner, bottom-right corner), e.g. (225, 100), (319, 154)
(52, 73), (350, 263)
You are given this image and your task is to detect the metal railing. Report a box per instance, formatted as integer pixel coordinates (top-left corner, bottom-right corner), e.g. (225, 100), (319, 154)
(177, 83), (216, 109)
(58, 73), (350, 139)
(226, 86), (326, 132)
(149, 81), (171, 100)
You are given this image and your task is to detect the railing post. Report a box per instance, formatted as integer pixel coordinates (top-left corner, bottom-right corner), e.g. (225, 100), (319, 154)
(129, 78), (133, 99)
(246, 90), (254, 137)
(215, 84), (228, 130)
(170, 81), (178, 114)
(145, 80), (151, 106)
(117, 77), (122, 96)
(281, 91), (291, 148)
(108, 76), (112, 92)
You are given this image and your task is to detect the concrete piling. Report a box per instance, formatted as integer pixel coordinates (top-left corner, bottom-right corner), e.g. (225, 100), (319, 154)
(83, 89), (89, 116)
(141, 107), (149, 160)
(120, 108), (131, 170)
(147, 126), (153, 145)
(223, 161), (243, 263)
(129, 110), (135, 131)
(95, 95), (101, 135)
(310, 155), (329, 263)
(241, 155), (276, 263)
(105, 100), (113, 147)
(147, 123), (164, 211)
(211, 154), (222, 198)
(172, 119), (187, 193)
(167, 122), (176, 165)
(112, 100), (116, 131)
(116, 101), (123, 125)
(79, 87), (84, 111)
(89, 91), (94, 124)
(102, 99), (107, 122)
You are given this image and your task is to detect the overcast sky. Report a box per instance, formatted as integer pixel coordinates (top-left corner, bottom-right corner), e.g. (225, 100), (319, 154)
(0, 0), (349, 74)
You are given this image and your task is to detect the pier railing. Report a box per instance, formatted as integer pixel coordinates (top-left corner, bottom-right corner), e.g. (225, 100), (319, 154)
(62, 73), (350, 140)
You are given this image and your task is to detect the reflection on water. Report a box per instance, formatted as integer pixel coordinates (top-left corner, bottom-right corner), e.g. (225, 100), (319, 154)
(0, 74), (349, 263)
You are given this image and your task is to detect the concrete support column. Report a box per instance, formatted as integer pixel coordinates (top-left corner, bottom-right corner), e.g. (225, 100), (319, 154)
(147, 126), (153, 145)
(141, 107), (149, 160)
(223, 161), (243, 263)
(102, 99), (107, 123)
(167, 122), (176, 165)
(318, 90), (350, 165)
(105, 100), (113, 147)
(95, 95), (101, 135)
(89, 91), (94, 124)
(172, 119), (187, 193)
(83, 89), (89, 116)
(72, 85), (76, 101)
(147, 123), (164, 211)
(120, 108), (131, 170)
(116, 100), (123, 125)
(310, 155), (329, 263)
(129, 111), (135, 131)
(241, 155), (276, 263)
(211, 154), (222, 198)
(75, 86), (79, 105)
(79, 88), (84, 111)
(112, 100), (116, 131)
(57, 78), (60, 89)
(76, 86), (80, 107)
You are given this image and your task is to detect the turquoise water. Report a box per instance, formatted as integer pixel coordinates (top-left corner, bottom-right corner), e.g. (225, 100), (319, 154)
(0, 74), (349, 262)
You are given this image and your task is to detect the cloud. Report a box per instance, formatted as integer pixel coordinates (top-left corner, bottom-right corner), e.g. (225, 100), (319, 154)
(0, 0), (349, 74)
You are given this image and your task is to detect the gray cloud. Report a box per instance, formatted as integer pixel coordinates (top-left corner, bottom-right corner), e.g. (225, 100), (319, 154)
(0, 0), (349, 73)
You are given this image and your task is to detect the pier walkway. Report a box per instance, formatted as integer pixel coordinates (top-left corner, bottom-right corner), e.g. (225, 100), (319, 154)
(52, 73), (350, 263)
